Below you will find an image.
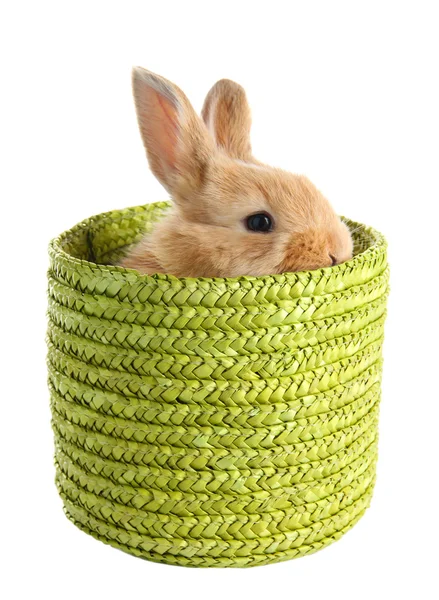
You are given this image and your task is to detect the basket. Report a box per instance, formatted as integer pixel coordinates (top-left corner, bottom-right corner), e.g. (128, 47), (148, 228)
(47, 201), (389, 567)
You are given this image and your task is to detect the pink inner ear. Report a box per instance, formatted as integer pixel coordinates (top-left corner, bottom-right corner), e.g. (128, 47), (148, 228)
(136, 82), (180, 184)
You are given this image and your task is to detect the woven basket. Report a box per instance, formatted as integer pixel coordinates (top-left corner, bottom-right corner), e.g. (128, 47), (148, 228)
(47, 201), (389, 567)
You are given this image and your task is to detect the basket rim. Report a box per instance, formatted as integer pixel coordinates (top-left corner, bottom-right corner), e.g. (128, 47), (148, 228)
(49, 201), (387, 287)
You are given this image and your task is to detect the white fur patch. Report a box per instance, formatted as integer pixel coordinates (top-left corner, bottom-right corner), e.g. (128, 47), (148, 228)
(234, 159), (269, 172)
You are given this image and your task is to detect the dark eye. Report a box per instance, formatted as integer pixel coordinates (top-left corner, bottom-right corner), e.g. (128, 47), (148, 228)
(246, 212), (273, 233)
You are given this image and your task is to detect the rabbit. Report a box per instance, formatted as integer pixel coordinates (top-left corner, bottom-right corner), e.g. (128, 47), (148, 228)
(119, 67), (353, 278)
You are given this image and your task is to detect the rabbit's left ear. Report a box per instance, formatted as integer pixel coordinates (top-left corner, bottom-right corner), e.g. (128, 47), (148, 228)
(132, 67), (214, 196)
(201, 79), (253, 161)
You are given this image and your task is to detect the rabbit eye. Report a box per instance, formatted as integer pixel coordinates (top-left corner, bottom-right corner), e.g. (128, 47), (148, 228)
(246, 212), (273, 233)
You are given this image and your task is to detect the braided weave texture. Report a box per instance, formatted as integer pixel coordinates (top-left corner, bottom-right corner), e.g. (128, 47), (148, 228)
(47, 202), (389, 567)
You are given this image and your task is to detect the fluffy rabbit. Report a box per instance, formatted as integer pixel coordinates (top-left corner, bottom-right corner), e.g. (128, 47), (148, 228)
(119, 67), (353, 277)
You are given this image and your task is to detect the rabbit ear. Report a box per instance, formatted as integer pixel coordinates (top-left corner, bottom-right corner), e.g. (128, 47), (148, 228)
(132, 67), (213, 194)
(201, 79), (253, 161)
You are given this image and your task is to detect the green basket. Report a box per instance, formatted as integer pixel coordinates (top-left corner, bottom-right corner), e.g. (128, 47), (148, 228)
(47, 201), (389, 567)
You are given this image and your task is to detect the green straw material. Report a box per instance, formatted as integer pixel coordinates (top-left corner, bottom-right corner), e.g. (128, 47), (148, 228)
(47, 202), (389, 567)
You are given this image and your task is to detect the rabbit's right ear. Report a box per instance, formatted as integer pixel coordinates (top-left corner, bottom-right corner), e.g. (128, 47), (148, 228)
(201, 79), (253, 161)
(132, 67), (213, 196)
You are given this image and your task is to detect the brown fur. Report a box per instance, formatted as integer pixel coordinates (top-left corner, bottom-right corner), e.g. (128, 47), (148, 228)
(120, 67), (353, 277)
(201, 79), (253, 161)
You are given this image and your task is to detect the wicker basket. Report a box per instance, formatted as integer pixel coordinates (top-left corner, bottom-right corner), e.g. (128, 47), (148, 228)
(47, 201), (389, 567)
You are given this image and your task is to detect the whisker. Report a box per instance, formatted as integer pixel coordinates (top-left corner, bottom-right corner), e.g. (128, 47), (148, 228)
(348, 225), (364, 236)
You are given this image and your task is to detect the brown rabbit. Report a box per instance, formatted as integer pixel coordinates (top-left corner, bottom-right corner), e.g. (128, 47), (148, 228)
(119, 67), (353, 277)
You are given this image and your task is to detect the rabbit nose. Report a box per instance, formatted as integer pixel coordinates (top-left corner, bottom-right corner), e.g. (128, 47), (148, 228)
(329, 254), (337, 266)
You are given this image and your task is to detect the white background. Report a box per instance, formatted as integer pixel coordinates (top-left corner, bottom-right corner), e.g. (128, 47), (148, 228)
(1, 1), (438, 599)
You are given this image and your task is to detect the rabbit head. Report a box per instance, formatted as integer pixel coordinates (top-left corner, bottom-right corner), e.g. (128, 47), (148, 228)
(119, 67), (353, 277)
